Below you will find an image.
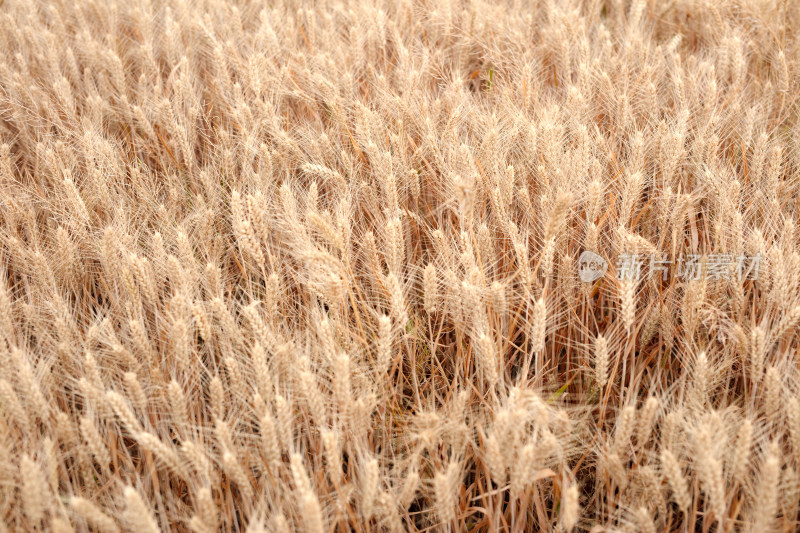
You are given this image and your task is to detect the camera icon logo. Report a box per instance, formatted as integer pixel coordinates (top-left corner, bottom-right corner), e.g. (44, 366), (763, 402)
(578, 251), (608, 283)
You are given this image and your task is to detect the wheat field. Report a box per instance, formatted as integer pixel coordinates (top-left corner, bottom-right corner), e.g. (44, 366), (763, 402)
(1, 0), (800, 531)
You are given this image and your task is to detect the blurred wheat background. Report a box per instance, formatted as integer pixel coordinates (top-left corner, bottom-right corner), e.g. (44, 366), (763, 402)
(1, 0), (800, 531)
